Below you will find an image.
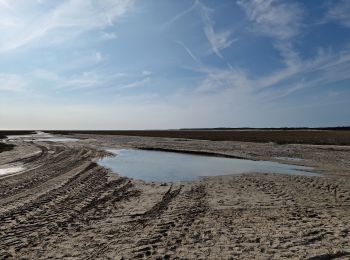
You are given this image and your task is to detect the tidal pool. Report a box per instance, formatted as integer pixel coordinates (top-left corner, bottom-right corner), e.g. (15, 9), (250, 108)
(98, 149), (321, 182)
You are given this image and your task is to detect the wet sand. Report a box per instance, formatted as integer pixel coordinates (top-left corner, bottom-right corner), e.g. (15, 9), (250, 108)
(0, 134), (349, 259)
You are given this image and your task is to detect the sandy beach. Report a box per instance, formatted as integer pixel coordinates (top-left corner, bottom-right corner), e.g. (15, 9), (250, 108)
(0, 134), (349, 259)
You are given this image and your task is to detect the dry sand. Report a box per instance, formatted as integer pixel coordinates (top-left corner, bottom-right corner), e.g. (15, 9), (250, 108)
(0, 134), (349, 259)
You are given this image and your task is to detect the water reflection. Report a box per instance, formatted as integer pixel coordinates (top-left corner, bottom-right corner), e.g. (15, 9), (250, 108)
(99, 149), (321, 182)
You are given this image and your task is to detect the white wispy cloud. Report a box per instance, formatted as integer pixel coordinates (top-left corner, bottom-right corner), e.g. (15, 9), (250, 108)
(327, 0), (350, 27)
(196, 1), (236, 58)
(101, 31), (118, 40)
(194, 45), (350, 102)
(29, 68), (150, 91)
(162, 0), (235, 59)
(30, 69), (112, 91)
(0, 0), (134, 53)
(237, 0), (304, 40)
(160, 0), (197, 30)
(196, 68), (250, 93)
(120, 77), (150, 90)
(237, 0), (306, 91)
(175, 40), (202, 65)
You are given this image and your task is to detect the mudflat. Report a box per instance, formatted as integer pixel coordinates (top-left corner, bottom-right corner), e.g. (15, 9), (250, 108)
(0, 133), (349, 259)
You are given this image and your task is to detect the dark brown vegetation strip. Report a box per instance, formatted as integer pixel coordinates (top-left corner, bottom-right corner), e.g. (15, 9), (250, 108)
(181, 126), (350, 131)
(49, 129), (350, 145)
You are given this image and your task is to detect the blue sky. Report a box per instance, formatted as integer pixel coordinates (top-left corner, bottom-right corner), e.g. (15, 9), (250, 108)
(0, 0), (350, 129)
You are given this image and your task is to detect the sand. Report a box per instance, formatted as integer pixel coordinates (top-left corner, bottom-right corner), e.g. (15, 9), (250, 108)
(0, 134), (349, 259)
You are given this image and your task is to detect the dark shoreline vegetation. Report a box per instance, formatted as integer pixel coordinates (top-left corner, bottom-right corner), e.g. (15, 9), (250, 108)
(0, 131), (34, 153)
(0, 142), (14, 153)
(48, 128), (350, 145)
(0, 131), (34, 140)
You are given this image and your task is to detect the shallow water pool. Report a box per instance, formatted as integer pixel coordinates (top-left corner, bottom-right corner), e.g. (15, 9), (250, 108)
(98, 149), (321, 182)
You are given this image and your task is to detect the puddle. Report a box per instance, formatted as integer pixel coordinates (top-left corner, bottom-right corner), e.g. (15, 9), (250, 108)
(6, 131), (79, 142)
(0, 166), (25, 175)
(98, 149), (321, 182)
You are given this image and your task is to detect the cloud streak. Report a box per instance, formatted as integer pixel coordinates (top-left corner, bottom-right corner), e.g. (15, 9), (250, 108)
(194, 45), (350, 103)
(120, 77), (150, 90)
(162, 0), (236, 59)
(175, 40), (202, 65)
(237, 0), (304, 40)
(196, 1), (235, 58)
(0, 0), (134, 53)
(327, 0), (350, 27)
(237, 0), (306, 91)
(160, 0), (197, 30)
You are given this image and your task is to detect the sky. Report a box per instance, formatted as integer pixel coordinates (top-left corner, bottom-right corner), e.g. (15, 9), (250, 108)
(0, 0), (350, 130)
